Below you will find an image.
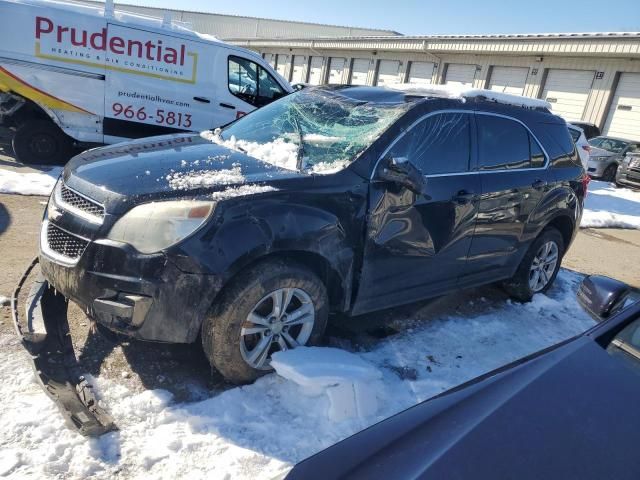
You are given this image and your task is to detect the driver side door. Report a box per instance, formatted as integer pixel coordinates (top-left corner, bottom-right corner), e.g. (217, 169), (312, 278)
(353, 111), (480, 315)
(216, 55), (287, 125)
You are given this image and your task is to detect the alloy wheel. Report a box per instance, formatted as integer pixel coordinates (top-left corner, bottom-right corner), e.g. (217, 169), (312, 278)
(528, 241), (559, 292)
(240, 287), (315, 370)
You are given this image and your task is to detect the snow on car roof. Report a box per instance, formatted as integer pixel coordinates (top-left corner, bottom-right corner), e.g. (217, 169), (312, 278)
(389, 83), (552, 110)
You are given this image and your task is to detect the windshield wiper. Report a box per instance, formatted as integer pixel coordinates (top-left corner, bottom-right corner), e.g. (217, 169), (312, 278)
(291, 115), (305, 171)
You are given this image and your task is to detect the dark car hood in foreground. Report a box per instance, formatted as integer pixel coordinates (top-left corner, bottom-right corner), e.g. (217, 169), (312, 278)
(63, 133), (303, 208)
(288, 333), (640, 480)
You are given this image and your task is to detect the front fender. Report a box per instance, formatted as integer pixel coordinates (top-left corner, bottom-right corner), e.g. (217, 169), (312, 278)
(173, 195), (362, 309)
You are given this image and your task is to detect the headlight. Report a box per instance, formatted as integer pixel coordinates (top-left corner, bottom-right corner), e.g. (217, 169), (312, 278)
(107, 200), (214, 253)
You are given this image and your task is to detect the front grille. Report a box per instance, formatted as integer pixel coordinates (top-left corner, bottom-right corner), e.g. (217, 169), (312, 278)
(59, 183), (104, 219)
(46, 223), (89, 260)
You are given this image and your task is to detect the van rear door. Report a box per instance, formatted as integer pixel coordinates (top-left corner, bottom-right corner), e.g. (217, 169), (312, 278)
(103, 23), (214, 140)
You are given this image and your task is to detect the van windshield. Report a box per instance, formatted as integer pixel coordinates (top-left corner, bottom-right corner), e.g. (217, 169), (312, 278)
(208, 89), (410, 174)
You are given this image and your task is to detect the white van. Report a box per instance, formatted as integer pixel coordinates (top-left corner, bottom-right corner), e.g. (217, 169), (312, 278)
(0, 0), (292, 164)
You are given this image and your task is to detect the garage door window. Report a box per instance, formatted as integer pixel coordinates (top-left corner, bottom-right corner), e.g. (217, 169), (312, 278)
(228, 56), (286, 107)
(477, 115), (545, 170)
(388, 113), (471, 175)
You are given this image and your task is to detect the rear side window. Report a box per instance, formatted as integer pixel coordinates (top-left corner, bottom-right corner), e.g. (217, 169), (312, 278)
(228, 56), (286, 107)
(387, 112), (471, 175)
(568, 128), (581, 142)
(477, 115), (545, 170)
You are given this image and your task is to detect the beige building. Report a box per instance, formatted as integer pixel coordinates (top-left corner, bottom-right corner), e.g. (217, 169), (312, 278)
(73, 0), (399, 38)
(232, 34), (640, 140)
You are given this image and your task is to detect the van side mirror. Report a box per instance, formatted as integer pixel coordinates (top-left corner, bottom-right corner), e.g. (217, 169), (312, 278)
(577, 275), (631, 322)
(377, 156), (429, 196)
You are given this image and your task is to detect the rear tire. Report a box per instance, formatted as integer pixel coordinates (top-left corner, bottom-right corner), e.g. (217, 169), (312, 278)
(12, 119), (74, 165)
(503, 227), (565, 302)
(201, 259), (328, 384)
(602, 164), (617, 183)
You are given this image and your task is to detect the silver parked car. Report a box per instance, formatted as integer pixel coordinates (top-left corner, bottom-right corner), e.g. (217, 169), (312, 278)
(617, 152), (640, 189)
(587, 136), (640, 182)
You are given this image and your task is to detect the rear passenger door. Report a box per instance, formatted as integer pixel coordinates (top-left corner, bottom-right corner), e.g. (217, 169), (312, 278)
(354, 112), (480, 314)
(462, 113), (549, 285)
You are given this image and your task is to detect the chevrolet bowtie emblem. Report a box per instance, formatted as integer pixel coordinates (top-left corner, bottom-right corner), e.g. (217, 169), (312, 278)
(49, 206), (63, 221)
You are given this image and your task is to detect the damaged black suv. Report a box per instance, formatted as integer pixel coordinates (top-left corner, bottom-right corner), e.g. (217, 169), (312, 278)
(38, 86), (585, 383)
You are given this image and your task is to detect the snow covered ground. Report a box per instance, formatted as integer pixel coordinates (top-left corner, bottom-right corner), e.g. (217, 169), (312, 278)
(0, 269), (596, 479)
(583, 180), (640, 229)
(0, 166), (61, 196)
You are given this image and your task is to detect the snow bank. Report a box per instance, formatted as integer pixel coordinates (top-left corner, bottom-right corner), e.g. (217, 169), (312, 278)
(0, 167), (61, 196)
(0, 269), (595, 479)
(582, 180), (640, 229)
(390, 83), (552, 110)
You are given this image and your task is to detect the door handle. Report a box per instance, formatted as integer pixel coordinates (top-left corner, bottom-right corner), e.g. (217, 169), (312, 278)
(452, 190), (476, 205)
(531, 179), (545, 191)
(219, 103), (236, 110)
(193, 96), (211, 103)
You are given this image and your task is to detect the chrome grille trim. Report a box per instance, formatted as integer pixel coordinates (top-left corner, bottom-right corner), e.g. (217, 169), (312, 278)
(55, 182), (105, 224)
(40, 220), (89, 265)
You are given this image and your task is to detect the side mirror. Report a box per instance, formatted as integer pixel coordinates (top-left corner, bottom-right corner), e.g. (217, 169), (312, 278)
(577, 275), (631, 322)
(377, 156), (429, 196)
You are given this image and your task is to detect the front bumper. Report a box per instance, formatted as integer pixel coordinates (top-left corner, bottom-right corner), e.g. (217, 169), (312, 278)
(587, 159), (608, 178)
(40, 221), (223, 344)
(616, 166), (640, 189)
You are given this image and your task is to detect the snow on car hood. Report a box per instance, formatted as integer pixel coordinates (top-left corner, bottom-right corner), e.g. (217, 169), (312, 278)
(63, 133), (301, 209)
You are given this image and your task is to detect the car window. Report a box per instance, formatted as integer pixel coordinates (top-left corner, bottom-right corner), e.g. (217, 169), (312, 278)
(228, 56), (286, 107)
(588, 137), (628, 154)
(608, 317), (640, 374)
(568, 128), (581, 143)
(386, 112), (471, 175)
(477, 115), (540, 170)
(530, 136), (546, 167)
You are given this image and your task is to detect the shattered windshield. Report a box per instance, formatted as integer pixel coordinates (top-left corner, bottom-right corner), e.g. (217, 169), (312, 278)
(210, 89), (411, 174)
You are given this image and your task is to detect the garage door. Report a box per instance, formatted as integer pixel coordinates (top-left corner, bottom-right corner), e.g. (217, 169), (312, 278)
(290, 55), (306, 84)
(350, 58), (370, 85)
(603, 73), (640, 141)
(308, 57), (324, 85)
(275, 54), (289, 79)
(541, 69), (594, 121)
(328, 57), (346, 84)
(445, 64), (476, 86)
(376, 60), (400, 86)
(407, 61), (434, 84)
(488, 66), (529, 95)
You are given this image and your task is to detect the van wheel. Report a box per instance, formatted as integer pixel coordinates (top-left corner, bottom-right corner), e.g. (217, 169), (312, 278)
(201, 259), (328, 384)
(503, 228), (565, 302)
(12, 119), (74, 165)
(602, 164), (617, 183)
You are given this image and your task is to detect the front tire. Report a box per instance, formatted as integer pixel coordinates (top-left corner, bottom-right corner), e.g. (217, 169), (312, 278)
(602, 164), (618, 183)
(12, 119), (74, 165)
(503, 228), (565, 302)
(201, 259), (328, 384)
